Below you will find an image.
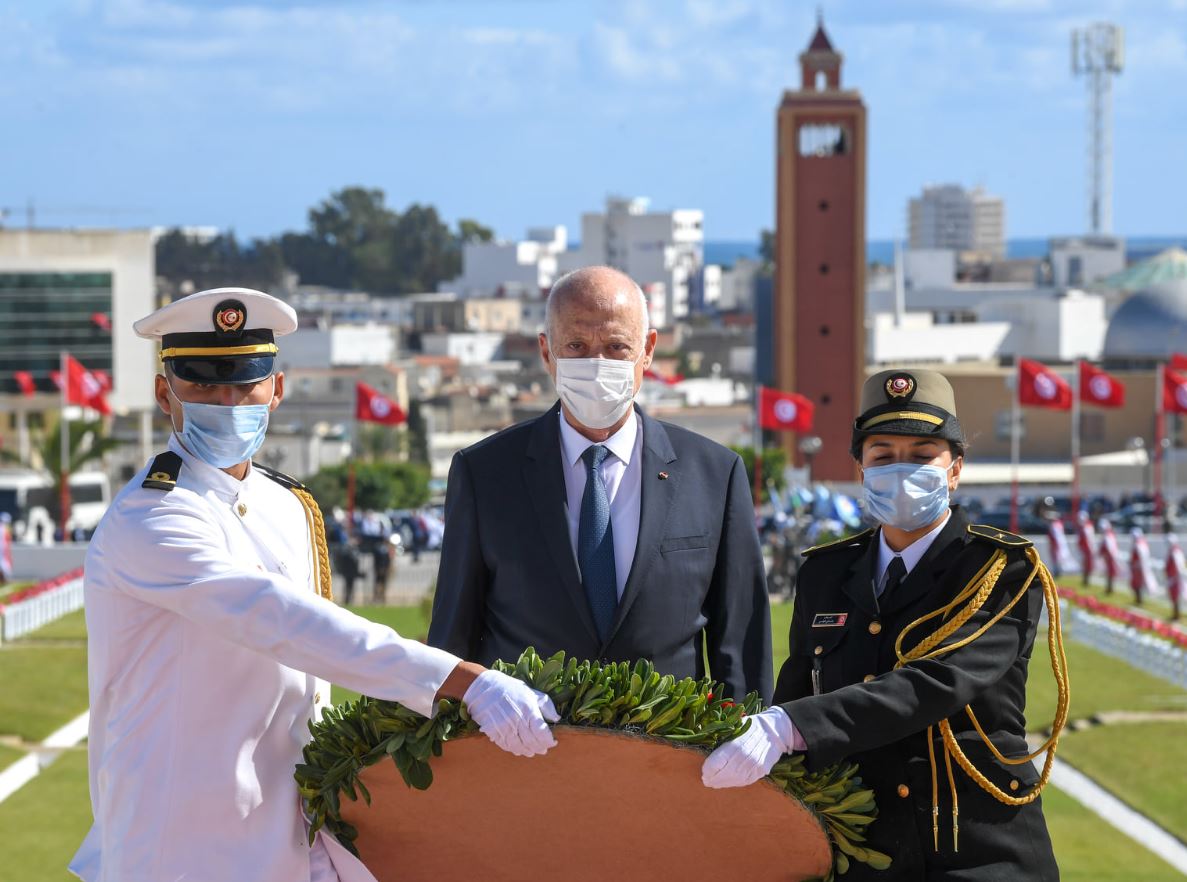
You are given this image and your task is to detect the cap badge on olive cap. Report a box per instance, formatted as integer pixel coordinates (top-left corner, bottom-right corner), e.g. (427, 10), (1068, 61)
(885, 374), (916, 400)
(133, 287), (297, 386)
(850, 368), (965, 457)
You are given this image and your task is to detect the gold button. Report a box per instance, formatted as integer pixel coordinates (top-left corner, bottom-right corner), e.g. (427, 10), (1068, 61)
(863, 674), (876, 683)
(237, 502), (248, 516)
(897, 784), (910, 798)
(1009, 779), (1020, 792)
(868, 621), (882, 635)
(814, 645), (824, 656)
(314, 692), (322, 703)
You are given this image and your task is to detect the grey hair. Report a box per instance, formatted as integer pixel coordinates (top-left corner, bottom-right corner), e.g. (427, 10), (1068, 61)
(544, 266), (651, 347)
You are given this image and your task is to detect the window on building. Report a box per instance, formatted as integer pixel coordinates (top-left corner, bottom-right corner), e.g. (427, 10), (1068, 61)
(0, 272), (114, 395)
(798, 124), (849, 157)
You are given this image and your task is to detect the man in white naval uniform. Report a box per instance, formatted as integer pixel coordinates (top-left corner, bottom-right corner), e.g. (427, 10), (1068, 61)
(70, 288), (559, 882)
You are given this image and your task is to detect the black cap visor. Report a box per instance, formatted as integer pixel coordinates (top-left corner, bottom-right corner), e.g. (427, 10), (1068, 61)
(168, 354), (276, 385)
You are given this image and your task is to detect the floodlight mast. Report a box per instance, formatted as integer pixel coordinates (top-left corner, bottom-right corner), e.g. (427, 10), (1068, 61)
(1071, 23), (1124, 235)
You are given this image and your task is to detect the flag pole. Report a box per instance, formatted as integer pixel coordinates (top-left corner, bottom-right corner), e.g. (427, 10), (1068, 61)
(753, 383), (763, 512)
(347, 392), (358, 535)
(1071, 361), (1081, 517)
(59, 351), (71, 541)
(1155, 364), (1166, 526)
(1010, 363), (1021, 535)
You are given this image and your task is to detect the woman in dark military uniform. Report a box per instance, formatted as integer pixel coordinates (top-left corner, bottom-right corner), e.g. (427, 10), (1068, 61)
(704, 368), (1068, 881)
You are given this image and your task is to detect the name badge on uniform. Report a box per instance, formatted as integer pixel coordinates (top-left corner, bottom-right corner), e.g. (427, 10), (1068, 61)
(812, 613), (848, 628)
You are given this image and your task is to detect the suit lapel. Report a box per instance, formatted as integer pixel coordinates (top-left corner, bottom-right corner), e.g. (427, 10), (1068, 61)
(523, 404), (600, 643)
(604, 407), (678, 647)
(878, 507), (969, 618)
(840, 535), (880, 618)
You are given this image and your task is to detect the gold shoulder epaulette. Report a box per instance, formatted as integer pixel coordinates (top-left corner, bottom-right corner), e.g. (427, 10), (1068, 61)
(803, 527), (875, 557)
(967, 523), (1032, 548)
(142, 451), (182, 491)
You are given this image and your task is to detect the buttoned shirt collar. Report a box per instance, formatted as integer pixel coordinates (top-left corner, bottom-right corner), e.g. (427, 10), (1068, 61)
(558, 409), (638, 468)
(876, 510), (950, 587)
(168, 433), (252, 500)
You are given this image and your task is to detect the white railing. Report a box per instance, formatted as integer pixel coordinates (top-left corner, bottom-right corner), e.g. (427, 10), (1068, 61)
(0, 575), (85, 644)
(1062, 601), (1187, 691)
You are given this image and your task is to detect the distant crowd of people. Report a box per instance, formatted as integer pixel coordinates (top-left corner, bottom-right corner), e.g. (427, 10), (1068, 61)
(326, 507), (443, 605)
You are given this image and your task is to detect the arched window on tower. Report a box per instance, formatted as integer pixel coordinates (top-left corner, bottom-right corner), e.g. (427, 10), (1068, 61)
(798, 124), (850, 157)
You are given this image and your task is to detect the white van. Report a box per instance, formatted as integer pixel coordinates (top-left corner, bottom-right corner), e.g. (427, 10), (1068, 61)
(0, 469), (111, 543)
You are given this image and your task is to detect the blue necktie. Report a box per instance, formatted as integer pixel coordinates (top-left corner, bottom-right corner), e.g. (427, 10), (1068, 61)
(579, 445), (618, 641)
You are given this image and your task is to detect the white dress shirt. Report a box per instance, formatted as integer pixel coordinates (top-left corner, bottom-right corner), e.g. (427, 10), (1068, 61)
(875, 511), (951, 594)
(71, 435), (459, 882)
(558, 410), (643, 599)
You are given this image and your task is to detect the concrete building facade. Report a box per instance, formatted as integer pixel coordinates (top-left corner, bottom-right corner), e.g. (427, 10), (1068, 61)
(908, 184), (1005, 257)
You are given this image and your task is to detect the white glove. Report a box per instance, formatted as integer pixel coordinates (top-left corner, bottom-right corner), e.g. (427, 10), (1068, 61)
(701, 706), (799, 789)
(462, 670), (560, 757)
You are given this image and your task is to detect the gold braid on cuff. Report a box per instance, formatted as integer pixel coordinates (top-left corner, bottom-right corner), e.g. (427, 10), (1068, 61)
(893, 547), (1070, 853)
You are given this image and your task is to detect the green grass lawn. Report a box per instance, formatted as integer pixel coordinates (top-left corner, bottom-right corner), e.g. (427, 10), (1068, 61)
(0, 582), (32, 601)
(0, 750), (91, 882)
(1060, 578), (1180, 623)
(1056, 721), (1187, 839)
(1040, 785), (1184, 881)
(1026, 628), (1187, 728)
(0, 646), (88, 743)
(0, 744), (26, 773)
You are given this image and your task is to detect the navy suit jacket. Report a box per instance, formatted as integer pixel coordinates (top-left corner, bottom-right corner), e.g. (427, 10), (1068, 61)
(428, 403), (773, 702)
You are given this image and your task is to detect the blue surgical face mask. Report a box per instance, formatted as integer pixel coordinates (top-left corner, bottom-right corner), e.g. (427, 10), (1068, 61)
(862, 461), (954, 531)
(168, 377), (273, 469)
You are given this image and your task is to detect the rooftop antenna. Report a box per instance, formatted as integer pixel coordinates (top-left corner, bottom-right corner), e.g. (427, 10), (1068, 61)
(1071, 23), (1124, 235)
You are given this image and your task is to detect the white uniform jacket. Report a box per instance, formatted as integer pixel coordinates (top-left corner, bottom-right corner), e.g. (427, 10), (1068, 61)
(70, 436), (459, 882)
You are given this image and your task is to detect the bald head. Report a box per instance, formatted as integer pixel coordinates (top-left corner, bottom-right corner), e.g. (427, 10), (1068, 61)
(545, 266), (651, 348)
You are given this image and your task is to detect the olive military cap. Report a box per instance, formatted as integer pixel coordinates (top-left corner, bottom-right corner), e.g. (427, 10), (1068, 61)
(133, 287), (298, 385)
(850, 368), (965, 458)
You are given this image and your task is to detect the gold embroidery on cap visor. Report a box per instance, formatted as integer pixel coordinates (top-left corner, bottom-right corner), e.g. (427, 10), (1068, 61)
(860, 410), (944, 430)
(158, 343), (279, 361)
(885, 375), (916, 399)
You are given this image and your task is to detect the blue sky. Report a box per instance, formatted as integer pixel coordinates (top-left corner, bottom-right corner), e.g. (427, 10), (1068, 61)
(3, 0), (1185, 242)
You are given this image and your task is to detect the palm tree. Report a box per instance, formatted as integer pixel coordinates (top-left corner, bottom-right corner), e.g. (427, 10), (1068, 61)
(0, 418), (122, 530)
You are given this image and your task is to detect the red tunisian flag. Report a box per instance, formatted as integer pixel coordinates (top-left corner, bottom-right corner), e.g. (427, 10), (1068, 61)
(1170, 353), (1187, 371)
(1018, 358), (1072, 410)
(1079, 362), (1125, 408)
(1163, 366), (1187, 414)
(356, 382), (407, 425)
(759, 387), (814, 432)
(13, 370), (35, 397)
(51, 354), (111, 415)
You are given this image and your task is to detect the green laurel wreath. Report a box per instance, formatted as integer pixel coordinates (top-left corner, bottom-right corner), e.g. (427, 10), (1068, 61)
(297, 648), (891, 880)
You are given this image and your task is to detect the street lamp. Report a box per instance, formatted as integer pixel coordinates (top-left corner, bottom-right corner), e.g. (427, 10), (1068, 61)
(799, 435), (823, 485)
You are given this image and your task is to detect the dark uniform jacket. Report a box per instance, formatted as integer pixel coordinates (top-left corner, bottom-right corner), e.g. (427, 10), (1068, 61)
(428, 402), (773, 702)
(774, 506), (1059, 881)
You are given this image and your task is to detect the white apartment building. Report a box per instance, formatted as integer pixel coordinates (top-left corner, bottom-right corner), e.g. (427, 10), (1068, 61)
(908, 185), (1005, 257)
(557, 196), (705, 325)
(440, 226), (567, 299)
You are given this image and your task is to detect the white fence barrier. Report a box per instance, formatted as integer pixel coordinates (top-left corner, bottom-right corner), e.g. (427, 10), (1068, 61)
(1062, 601), (1187, 691)
(0, 576), (85, 644)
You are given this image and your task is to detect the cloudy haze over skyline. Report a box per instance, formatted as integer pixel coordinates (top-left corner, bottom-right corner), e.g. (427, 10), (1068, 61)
(4, 0), (1185, 242)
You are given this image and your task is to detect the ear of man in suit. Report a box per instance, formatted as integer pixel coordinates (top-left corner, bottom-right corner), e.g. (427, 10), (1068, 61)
(428, 266), (773, 703)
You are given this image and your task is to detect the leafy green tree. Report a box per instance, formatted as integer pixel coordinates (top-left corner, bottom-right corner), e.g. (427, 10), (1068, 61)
(730, 445), (788, 504)
(155, 229), (286, 294)
(305, 462), (429, 513)
(457, 219), (494, 243)
(758, 229), (775, 277)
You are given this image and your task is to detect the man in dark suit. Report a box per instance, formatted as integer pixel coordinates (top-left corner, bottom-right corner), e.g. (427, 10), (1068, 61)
(428, 266), (772, 702)
(702, 369), (1062, 881)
